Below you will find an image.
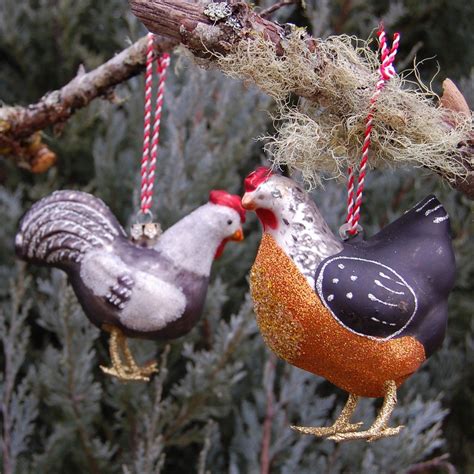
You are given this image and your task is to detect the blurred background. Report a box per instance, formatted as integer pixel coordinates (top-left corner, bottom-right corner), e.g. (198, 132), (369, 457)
(0, 0), (472, 472)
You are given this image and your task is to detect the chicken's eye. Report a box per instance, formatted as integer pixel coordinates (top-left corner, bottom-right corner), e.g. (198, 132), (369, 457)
(227, 219), (233, 225)
(258, 194), (264, 200)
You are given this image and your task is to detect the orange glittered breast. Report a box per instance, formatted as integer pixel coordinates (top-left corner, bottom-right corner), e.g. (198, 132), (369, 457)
(250, 234), (426, 398)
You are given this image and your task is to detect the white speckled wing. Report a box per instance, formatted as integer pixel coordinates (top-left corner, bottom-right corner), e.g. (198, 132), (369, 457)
(316, 256), (417, 340)
(79, 250), (186, 332)
(118, 272), (186, 332)
(80, 251), (128, 297)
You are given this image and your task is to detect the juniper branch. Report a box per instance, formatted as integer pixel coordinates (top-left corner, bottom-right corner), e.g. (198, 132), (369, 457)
(62, 291), (101, 474)
(141, 345), (169, 474)
(163, 320), (246, 441)
(259, 0), (298, 18)
(0, 267), (33, 474)
(260, 354), (277, 474)
(406, 454), (456, 474)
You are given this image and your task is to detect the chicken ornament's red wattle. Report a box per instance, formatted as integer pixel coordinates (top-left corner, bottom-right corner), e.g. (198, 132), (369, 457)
(255, 209), (278, 231)
(214, 233), (242, 260)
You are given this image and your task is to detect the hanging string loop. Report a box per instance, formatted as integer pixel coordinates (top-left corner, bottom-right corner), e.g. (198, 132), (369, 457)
(138, 32), (171, 219)
(131, 33), (170, 245)
(343, 25), (400, 239)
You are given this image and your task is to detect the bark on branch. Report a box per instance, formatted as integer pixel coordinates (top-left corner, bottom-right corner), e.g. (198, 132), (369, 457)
(129, 0), (474, 199)
(0, 34), (175, 169)
(130, 0), (314, 58)
(1, 0), (472, 198)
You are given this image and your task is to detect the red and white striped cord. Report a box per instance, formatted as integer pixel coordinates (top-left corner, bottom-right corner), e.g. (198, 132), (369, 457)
(140, 32), (171, 215)
(345, 25), (400, 236)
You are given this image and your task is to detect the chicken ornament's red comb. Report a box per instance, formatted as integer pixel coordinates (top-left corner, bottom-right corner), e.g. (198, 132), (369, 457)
(209, 190), (246, 223)
(244, 167), (273, 192)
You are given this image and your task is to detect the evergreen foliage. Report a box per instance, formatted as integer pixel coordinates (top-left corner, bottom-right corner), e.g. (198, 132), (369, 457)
(0, 0), (472, 472)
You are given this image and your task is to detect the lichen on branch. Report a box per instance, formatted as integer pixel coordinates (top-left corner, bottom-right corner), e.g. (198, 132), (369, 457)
(130, 0), (474, 198)
(216, 33), (472, 188)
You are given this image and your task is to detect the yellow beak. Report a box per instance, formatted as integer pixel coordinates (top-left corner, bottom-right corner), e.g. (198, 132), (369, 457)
(231, 228), (244, 241)
(241, 193), (256, 210)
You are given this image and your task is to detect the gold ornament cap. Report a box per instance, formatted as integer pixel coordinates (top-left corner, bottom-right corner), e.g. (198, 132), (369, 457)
(130, 211), (162, 247)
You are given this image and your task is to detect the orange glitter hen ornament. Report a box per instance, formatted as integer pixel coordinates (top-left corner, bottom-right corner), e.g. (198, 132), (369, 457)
(242, 168), (455, 442)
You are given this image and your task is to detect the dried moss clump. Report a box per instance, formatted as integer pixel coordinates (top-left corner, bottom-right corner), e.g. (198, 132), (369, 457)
(217, 33), (472, 186)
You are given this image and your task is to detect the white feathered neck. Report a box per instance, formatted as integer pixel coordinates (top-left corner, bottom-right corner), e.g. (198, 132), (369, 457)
(155, 203), (234, 277)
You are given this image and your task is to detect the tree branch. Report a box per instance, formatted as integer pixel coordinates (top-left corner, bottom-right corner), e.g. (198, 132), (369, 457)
(129, 0), (315, 58)
(259, 0), (298, 19)
(129, 0), (474, 199)
(406, 453), (456, 474)
(0, 35), (175, 156)
(1, 0), (472, 198)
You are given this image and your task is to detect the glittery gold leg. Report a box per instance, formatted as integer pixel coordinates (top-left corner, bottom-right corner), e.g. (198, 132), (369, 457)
(291, 393), (363, 437)
(100, 325), (157, 382)
(120, 335), (158, 377)
(328, 381), (404, 442)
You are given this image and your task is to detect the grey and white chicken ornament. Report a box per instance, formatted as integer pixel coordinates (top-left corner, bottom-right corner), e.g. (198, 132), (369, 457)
(15, 189), (246, 381)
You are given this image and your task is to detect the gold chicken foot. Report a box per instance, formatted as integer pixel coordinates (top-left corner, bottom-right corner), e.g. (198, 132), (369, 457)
(292, 381), (403, 442)
(291, 393), (363, 437)
(100, 325), (158, 382)
(328, 381), (403, 442)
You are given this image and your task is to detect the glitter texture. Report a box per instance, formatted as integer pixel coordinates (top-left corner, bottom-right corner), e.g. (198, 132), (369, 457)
(100, 325), (158, 381)
(250, 234), (426, 398)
